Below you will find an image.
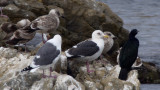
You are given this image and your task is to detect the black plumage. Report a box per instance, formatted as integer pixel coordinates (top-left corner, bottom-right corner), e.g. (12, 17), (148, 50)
(118, 29), (139, 80)
(67, 40), (99, 59)
(21, 66), (33, 72)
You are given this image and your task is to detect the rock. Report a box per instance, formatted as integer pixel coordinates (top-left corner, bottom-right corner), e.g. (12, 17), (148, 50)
(101, 78), (135, 90)
(73, 59), (140, 90)
(14, 0), (47, 16)
(138, 62), (160, 83)
(54, 75), (85, 90)
(101, 65), (140, 90)
(0, 47), (69, 89)
(0, 47), (34, 82)
(0, 47), (141, 89)
(3, 4), (36, 22)
(42, 0), (128, 51)
(0, 16), (9, 25)
(0, 47), (17, 59)
(3, 4), (20, 17)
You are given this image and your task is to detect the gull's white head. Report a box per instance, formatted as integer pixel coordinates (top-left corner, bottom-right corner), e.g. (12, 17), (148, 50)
(92, 30), (109, 39)
(53, 34), (62, 45)
(54, 34), (62, 41)
(48, 34), (62, 50)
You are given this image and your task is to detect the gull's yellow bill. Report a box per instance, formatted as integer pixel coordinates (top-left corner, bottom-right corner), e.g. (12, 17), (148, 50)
(104, 35), (109, 38)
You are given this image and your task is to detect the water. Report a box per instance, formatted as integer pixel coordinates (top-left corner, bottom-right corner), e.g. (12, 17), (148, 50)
(141, 84), (160, 90)
(99, 0), (160, 67)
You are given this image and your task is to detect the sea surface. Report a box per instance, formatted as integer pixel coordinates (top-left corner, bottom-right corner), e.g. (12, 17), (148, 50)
(141, 84), (160, 90)
(99, 0), (160, 68)
(98, 0), (160, 89)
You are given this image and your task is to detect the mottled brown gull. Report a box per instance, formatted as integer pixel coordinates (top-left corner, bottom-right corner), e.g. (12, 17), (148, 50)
(30, 9), (63, 43)
(102, 31), (116, 54)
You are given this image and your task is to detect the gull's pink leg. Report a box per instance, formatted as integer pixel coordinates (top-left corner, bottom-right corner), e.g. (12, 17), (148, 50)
(0, 7), (8, 18)
(42, 33), (46, 43)
(48, 67), (57, 78)
(49, 67), (53, 77)
(42, 69), (46, 78)
(86, 61), (94, 73)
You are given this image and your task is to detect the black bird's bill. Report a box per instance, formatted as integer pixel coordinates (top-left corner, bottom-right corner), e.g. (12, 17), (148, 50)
(113, 36), (117, 39)
(61, 15), (65, 18)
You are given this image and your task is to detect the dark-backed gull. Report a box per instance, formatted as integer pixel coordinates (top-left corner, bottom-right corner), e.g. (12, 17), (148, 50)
(118, 29), (139, 80)
(30, 9), (63, 43)
(65, 30), (109, 73)
(21, 34), (62, 78)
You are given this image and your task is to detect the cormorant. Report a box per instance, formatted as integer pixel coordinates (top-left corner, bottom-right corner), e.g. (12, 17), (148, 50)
(118, 29), (139, 80)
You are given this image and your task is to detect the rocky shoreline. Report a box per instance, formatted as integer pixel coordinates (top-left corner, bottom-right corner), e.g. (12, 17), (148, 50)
(0, 47), (140, 90)
(0, 0), (160, 89)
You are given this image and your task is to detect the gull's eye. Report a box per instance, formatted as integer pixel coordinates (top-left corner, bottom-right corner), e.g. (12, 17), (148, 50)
(56, 11), (60, 16)
(108, 33), (111, 36)
(97, 32), (101, 35)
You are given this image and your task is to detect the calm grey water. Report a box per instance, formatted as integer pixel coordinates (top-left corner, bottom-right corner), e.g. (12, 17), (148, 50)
(99, 0), (160, 89)
(141, 84), (160, 90)
(99, 0), (160, 67)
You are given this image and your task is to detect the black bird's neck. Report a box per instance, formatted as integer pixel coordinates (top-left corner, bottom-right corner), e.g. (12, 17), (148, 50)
(129, 34), (136, 40)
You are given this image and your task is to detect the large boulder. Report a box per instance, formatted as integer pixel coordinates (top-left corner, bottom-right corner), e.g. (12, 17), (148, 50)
(41, 0), (129, 50)
(1, 0), (129, 53)
(0, 47), (140, 90)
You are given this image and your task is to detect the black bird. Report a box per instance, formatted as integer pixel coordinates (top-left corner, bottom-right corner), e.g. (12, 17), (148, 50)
(118, 29), (139, 80)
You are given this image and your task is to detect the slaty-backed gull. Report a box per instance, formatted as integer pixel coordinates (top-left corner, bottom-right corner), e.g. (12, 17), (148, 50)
(65, 30), (109, 73)
(21, 34), (62, 78)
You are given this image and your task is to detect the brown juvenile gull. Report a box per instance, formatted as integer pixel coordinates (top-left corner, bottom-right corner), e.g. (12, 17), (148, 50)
(0, 22), (17, 41)
(3, 19), (37, 51)
(6, 27), (36, 45)
(102, 31), (116, 55)
(0, 0), (9, 17)
(30, 9), (63, 43)
(65, 30), (109, 73)
(21, 34), (62, 78)
(16, 19), (31, 29)
(1, 19), (31, 42)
